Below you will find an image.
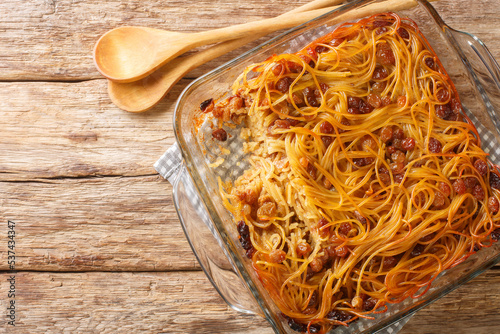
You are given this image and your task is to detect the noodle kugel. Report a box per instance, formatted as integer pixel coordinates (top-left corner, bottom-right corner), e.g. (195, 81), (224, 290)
(198, 12), (500, 334)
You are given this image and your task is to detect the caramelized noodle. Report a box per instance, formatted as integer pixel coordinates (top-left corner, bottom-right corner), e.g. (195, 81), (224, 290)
(204, 13), (500, 333)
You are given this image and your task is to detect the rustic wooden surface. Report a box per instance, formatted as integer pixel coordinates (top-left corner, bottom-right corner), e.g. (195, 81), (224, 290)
(1, 0), (500, 333)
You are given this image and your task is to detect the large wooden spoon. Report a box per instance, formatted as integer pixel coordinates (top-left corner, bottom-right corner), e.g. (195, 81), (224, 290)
(94, 5), (348, 83)
(107, 0), (347, 112)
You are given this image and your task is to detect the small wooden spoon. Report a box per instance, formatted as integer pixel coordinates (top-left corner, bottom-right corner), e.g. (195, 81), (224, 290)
(108, 0), (347, 112)
(94, 6), (341, 83)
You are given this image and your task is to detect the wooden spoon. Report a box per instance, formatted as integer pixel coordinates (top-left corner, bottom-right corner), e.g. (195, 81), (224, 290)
(107, 0), (347, 112)
(94, 6), (344, 83)
(107, 0), (431, 112)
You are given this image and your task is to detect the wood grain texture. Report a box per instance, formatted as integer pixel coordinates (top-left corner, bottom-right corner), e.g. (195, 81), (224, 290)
(0, 79), (178, 180)
(1, 270), (500, 333)
(0, 271), (273, 334)
(0, 0), (498, 81)
(0, 175), (201, 271)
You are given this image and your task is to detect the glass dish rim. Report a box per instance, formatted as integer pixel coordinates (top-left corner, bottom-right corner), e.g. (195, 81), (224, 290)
(172, 0), (500, 332)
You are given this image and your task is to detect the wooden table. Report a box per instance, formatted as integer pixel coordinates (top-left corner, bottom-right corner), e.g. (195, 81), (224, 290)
(1, 0), (500, 333)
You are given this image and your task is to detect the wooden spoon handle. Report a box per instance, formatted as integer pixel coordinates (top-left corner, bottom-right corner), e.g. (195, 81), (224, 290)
(188, 7), (337, 47)
(182, 5), (346, 72)
(109, 0), (348, 112)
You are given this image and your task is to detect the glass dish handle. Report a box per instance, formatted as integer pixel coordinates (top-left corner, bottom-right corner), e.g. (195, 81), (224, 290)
(171, 163), (263, 316)
(447, 28), (500, 135)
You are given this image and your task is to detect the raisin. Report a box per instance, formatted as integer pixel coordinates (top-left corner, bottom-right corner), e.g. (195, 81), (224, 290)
(200, 98), (214, 112)
(394, 173), (405, 183)
(245, 247), (255, 259)
(287, 318), (307, 332)
(433, 191), (445, 207)
(339, 222), (352, 236)
(237, 189), (258, 205)
(271, 63), (283, 76)
(372, 81), (386, 94)
(367, 93), (382, 108)
(490, 172), (500, 190)
(309, 324), (321, 333)
(326, 310), (353, 322)
(381, 96), (392, 106)
(290, 92), (305, 106)
(309, 258), (324, 273)
(401, 137), (416, 150)
(428, 137), (442, 153)
(315, 44), (329, 54)
(297, 243), (312, 257)
(439, 182), (451, 197)
(319, 82), (329, 94)
(488, 197), (500, 213)
(373, 20), (391, 27)
(390, 162), (404, 174)
(424, 56), (435, 69)
(397, 27), (410, 39)
(276, 77), (294, 93)
(274, 119), (291, 129)
(320, 121), (334, 134)
(474, 159), (488, 176)
(363, 297), (378, 311)
(257, 201), (277, 217)
(322, 135), (333, 148)
(397, 96), (406, 108)
(436, 89), (450, 102)
(383, 256), (397, 269)
(473, 185), (485, 201)
(453, 179), (467, 195)
(353, 157), (374, 167)
(318, 218), (330, 238)
(347, 96), (362, 109)
(240, 237), (252, 251)
(380, 126), (393, 143)
(269, 249), (286, 263)
(287, 61), (303, 73)
(391, 150), (405, 163)
(492, 228), (500, 241)
(411, 244), (425, 257)
(450, 98), (462, 114)
(237, 221), (249, 238)
(361, 135), (378, 152)
(376, 43), (395, 65)
(393, 138), (403, 150)
(359, 99), (374, 114)
(373, 67), (389, 80)
(393, 127), (404, 139)
(335, 246), (349, 257)
(212, 128), (227, 141)
(306, 47), (319, 62)
(465, 177), (478, 189)
(435, 104), (452, 119)
(354, 210), (367, 224)
(304, 87), (320, 107)
(329, 38), (344, 47)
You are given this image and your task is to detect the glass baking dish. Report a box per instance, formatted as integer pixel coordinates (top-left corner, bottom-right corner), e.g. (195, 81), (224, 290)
(170, 0), (500, 333)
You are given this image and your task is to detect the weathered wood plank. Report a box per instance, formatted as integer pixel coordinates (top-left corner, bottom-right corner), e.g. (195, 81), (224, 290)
(401, 269), (500, 334)
(0, 0), (312, 81)
(0, 176), (201, 271)
(1, 270), (500, 333)
(0, 79), (179, 180)
(0, 271), (273, 334)
(0, 0), (498, 81)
